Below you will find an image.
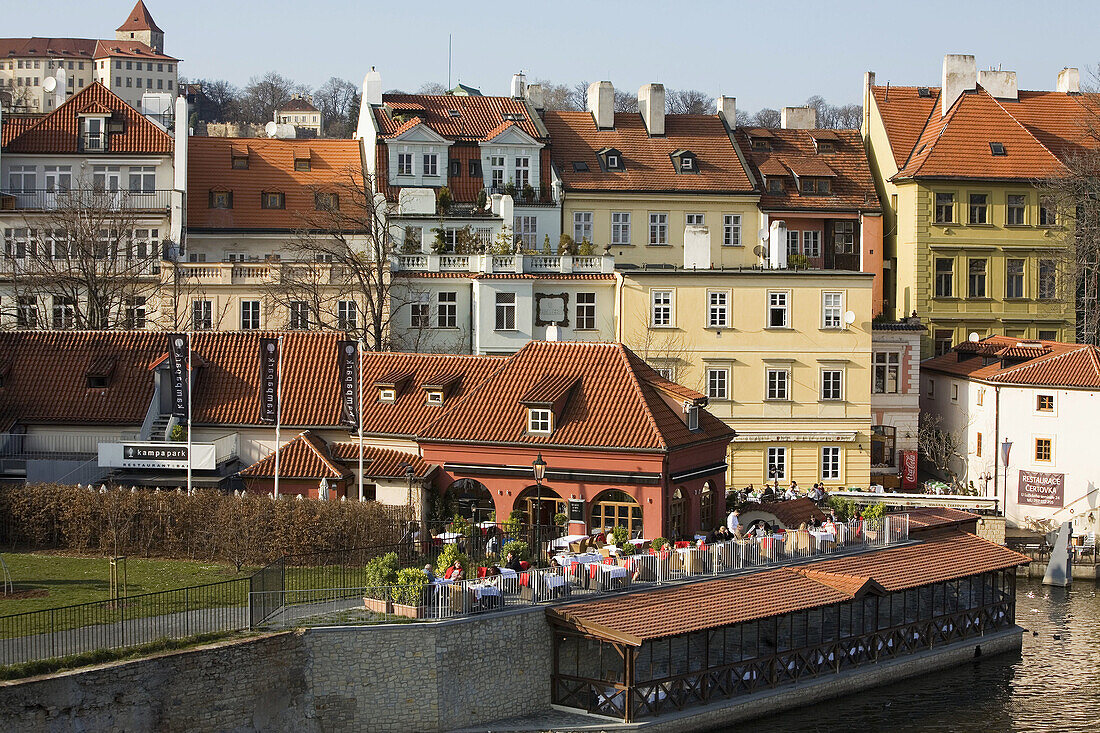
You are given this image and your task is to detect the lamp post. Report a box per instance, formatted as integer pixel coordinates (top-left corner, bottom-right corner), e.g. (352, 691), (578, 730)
(532, 453), (547, 565)
(405, 464), (417, 555)
(1000, 439), (1013, 505)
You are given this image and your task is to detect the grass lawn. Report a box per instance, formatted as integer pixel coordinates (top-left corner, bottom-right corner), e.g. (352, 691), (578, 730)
(0, 553), (253, 617)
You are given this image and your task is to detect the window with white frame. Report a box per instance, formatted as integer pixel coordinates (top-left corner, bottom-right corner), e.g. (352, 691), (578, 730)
(611, 212), (631, 245)
(723, 214), (741, 246)
(130, 228), (158, 259)
(822, 291), (843, 329)
(289, 301), (309, 329)
(495, 292), (516, 330)
(873, 352), (900, 394)
(16, 296), (37, 328)
(573, 211), (593, 243)
(786, 230), (800, 256)
(686, 213), (705, 226)
(767, 447), (787, 480)
(338, 300), (357, 331)
(128, 166), (155, 192)
(707, 290), (729, 328)
(821, 369), (843, 400)
(802, 231), (821, 257)
(649, 213), (669, 245)
(514, 216), (537, 249)
(651, 289), (673, 327)
(410, 292), (430, 329)
(767, 368), (789, 400)
(706, 367), (729, 399)
(514, 156), (530, 187)
(192, 300), (213, 330)
(655, 367), (675, 380)
(490, 156), (505, 189)
(240, 300), (260, 330)
(8, 165), (36, 192)
(528, 408), (552, 434)
(422, 153), (438, 177)
(821, 446), (841, 479)
(768, 291), (789, 328)
(436, 291), (457, 328)
(43, 165), (71, 192)
(576, 292), (596, 330)
(397, 152), (413, 176)
(52, 296), (75, 329)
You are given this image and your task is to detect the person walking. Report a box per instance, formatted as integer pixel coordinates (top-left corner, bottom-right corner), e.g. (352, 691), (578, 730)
(726, 507), (741, 535)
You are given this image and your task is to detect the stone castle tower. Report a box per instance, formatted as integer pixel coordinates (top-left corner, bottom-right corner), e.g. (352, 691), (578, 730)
(115, 0), (165, 54)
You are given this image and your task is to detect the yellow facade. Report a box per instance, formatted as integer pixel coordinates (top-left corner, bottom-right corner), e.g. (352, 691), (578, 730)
(618, 270), (874, 490)
(562, 192), (762, 268)
(864, 96), (1075, 356)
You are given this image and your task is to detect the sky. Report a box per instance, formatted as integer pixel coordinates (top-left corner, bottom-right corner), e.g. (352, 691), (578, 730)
(8, 0), (1100, 112)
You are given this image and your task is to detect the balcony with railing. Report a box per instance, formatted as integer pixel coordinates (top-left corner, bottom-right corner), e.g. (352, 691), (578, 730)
(392, 253), (615, 275)
(0, 189), (173, 212)
(483, 186), (557, 207)
(167, 261), (349, 286)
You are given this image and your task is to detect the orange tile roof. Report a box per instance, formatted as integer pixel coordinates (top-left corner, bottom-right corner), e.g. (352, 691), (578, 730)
(186, 137), (364, 230)
(93, 39), (176, 62)
(3, 82), (172, 154)
(1, 116), (41, 147)
(418, 341), (733, 452)
(895, 507), (980, 533)
(278, 97), (319, 113)
(753, 498), (828, 528)
(330, 443), (435, 479)
(117, 1), (163, 33)
(374, 94), (543, 141)
(735, 127), (881, 213)
(0, 37), (97, 59)
(543, 111), (754, 193)
(546, 530), (1029, 645)
(239, 430), (350, 480)
(922, 335), (1100, 388)
(873, 85), (1100, 180)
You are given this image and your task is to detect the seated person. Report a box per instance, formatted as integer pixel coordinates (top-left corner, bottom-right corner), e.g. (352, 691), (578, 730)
(504, 552), (523, 573)
(423, 564), (437, 583)
(444, 560), (465, 581)
(483, 565), (500, 578)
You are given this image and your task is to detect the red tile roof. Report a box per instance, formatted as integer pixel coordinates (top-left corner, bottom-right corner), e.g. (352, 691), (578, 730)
(3, 82), (172, 154)
(895, 507), (980, 533)
(186, 137), (364, 230)
(92, 39), (176, 62)
(418, 341), (733, 452)
(753, 498), (828, 528)
(873, 85), (1100, 180)
(374, 94), (543, 141)
(239, 430), (350, 480)
(546, 530), (1029, 645)
(1, 115), (41, 147)
(278, 97), (319, 113)
(117, 1), (163, 33)
(330, 443), (435, 479)
(922, 335), (1100, 389)
(544, 111), (754, 193)
(0, 37), (97, 59)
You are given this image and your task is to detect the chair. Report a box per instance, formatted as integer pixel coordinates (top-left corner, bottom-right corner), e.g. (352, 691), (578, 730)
(1074, 531), (1096, 561)
(569, 539), (588, 553)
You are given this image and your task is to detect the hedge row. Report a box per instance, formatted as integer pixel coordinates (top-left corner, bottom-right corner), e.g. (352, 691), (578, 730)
(0, 484), (413, 567)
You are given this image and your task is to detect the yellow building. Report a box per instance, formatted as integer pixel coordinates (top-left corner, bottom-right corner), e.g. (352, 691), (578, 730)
(862, 57), (1094, 355)
(618, 269), (874, 490)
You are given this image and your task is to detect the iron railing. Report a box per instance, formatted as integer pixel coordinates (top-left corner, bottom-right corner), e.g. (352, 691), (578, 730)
(483, 185), (556, 205)
(0, 432), (140, 459)
(0, 189), (173, 211)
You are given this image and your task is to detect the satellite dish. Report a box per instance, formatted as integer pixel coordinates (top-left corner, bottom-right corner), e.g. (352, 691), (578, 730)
(276, 123), (297, 139)
(968, 332), (980, 343)
(42, 77), (56, 93)
(758, 228), (769, 242)
(753, 244), (768, 258)
(264, 121), (278, 138)
(844, 310), (856, 325)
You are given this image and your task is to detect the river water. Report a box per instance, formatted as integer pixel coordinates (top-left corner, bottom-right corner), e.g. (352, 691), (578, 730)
(726, 577), (1100, 733)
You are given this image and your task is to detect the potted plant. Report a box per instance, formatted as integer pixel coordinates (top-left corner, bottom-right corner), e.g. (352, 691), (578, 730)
(391, 567), (429, 618)
(362, 552), (399, 614)
(553, 512), (568, 528)
(610, 525), (630, 548)
(434, 542), (471, 577)
(521, 183), (535, 202)
(502, 540), (530, 562)
(437, 186), (453, 213)
(504, 179), (517, 197)
(651, 537), (668, 552)
(475, 189), (488, 210)
(557, 233), (577, 256)
(577, 239), (595, 257)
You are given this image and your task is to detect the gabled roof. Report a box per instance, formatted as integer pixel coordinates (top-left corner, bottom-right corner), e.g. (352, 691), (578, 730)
(734, 127), (881, 212)
(543, 111), (755, 193)
(117, 1), (163, 33)
(418, 341), (733, 452)
(239, 430), (350, 480)
(545, 530), (1029, 645)
(186, 137), (364, 230)
(93, 39), (175, 61)
(2, 82), (172, 154)
(872, 85), (1100, 181)
(922, 335), (1100, 389)
(278, 97), (320, 113)
(374, 94), (543, 141)
(330, 443), (435, 479)
(753, 498), (828, 528)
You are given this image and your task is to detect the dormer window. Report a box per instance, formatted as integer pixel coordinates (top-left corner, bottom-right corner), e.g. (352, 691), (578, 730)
(597, 148), (624, 172)
(800, 178), (831, 195)
(681, 156), (694, 170)
(87, 375), (108, 389)
(815, 140), (835, 154)
(607, 154), (619, 169)
(810, 130), (840, 154)
(767, 177), (783, 193)
(379, 388), (396, 403)
(261, 192), (286, 209)
(684, 402), (700, 431)
(294, 156), (311, 172)
(751, 139), (770, 151)
(232, 155), (249, 169)
(426, 390), (443, 406)
(572, 161), (589, 172)
(209, 190), (233, 209)
(989, 142), (1006, 156)
(80, 115), (108, 151)
(528, 408), (552, 434)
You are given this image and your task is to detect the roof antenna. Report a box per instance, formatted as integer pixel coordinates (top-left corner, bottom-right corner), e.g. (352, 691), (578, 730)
(885, 81), (890, 102)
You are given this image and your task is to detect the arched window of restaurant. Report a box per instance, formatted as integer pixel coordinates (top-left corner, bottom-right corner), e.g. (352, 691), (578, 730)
(515, 485), (566, 528)
(589, 489), (643, 537)
(669, 488), (687, 540)
(441, 478), (494, 522)
(700, 482), (714, 530)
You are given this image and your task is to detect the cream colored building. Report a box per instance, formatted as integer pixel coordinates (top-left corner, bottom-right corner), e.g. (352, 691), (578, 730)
(275, 95), (323, 137)
(619, 268), (874, 490)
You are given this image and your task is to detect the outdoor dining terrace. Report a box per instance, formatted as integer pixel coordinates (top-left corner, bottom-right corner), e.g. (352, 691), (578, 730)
(249, 516), (911, 630)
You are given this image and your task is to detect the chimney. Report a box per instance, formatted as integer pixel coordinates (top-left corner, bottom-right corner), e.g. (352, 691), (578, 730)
(525, 83), (545, 111)
(1058, 67), (1080, 93)
(510, 72), (526, 99)
(587, 81), (615, 130)
(716, 95), (736, 127)
(638, 83), (665, 136)
(364, 66), (382, 107)
(862, 71), (875, 131)
(781, 106), (817, 129)
(941, 54), (977, 116)
(978, 69), (1018, 100)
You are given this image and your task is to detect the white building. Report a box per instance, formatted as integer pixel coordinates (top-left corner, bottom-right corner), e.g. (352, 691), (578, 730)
(0, 2), (178, 115)
(275, 94), (322, 137)
(922, 336), (1100, 539)
(871, 318), (922, 487)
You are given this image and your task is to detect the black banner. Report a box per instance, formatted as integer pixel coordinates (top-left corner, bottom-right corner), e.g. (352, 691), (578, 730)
(259, 337), (280, 424)
(339, 340), (359, 427)
(167, 333), (189, 419)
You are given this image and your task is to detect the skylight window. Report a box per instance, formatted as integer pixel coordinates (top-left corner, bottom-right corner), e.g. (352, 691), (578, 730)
(502, 112), (525, 121)
(917, 87), (932, 98)
(990, 142), (1006, 156)
(447, 110), (461, 117)
(572, 161), (589, 172)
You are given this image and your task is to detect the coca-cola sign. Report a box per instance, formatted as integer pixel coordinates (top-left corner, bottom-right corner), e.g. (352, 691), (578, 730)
(1017, 470), (1064, 508)
(901, 450), (918, 490)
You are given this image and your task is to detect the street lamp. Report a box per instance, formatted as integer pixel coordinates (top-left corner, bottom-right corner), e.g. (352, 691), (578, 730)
(1000, 439), (1013, 503)
(405, 464), (417, 554)
(533, 453), (547, 565)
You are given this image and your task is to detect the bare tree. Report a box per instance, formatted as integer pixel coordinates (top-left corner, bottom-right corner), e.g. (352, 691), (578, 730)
(667, 89), (714, 115)
(531, 79), (580, 111)
(181, 77), (240, 123)
(614, 89), (637, 113)
(917, 413), (967, 486)
(745, 107), (781, 128)
(239, 71), (308, 124)
(313, 77), (359, 137)
(417, 82), (448, 95)
(2, 183), (166, 330)
(804, 95), (862, 129)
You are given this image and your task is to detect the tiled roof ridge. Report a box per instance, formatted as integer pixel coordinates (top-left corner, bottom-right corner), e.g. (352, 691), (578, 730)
(903, 89), (961, 178)
(989, 343), (1100, 385)
(413, 345), (519, 439)
(613, 342), (668, 450)
(891, 88), (941, 174)
(299, 430), (346, 478)
(986, 91), (1065, 172)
